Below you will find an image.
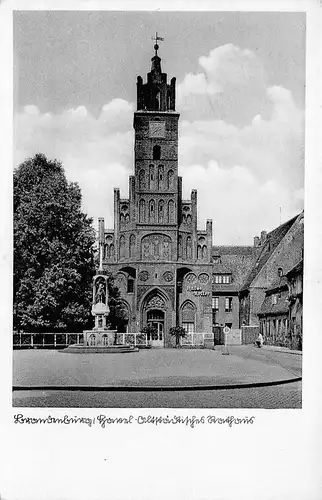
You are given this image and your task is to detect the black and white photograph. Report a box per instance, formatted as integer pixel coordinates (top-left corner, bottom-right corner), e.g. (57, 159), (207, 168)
(1, 2), (322, 500)
(11, 9), (306, 409)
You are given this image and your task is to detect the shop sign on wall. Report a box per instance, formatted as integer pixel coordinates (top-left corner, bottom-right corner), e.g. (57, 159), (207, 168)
(187, 286), (210, 297)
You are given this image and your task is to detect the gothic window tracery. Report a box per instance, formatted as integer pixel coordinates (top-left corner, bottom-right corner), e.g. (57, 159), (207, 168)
(168, 170), (174, 189)
(110, 244), (115, 259)
(186, 236), (192, 259)
(168, 199), (175, 223)
(158, 200), (164, 223)
(141, 234), (172, 261)
(149, 164), (155, 189)
(139, 199), (145, 223)
(158, 165), (164, 189)
(119, 235), (126, 259)
(178, 235), (183, 258)
(149, 200), (155, 223)
(129, 234), (136, 258)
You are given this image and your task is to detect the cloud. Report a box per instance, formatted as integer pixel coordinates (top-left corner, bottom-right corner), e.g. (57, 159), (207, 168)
(176, 44), (304, 242)
(14, 43), (304, 244)
(14, 99), (134, 228)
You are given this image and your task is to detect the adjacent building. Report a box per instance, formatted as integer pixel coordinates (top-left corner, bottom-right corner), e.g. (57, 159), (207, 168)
(239, 212), (304, 328)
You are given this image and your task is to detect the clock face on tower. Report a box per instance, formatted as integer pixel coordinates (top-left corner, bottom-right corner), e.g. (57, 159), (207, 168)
(149, 121), (165, 138)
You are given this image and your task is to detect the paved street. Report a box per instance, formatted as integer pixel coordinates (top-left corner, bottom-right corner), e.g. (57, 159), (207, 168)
(13, 346), (301, 408)
(13, 380), (301, 408)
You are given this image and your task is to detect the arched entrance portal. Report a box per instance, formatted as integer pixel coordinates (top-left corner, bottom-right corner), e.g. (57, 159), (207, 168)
(147, 309), (164, 347)
(141, 288), (170, 347)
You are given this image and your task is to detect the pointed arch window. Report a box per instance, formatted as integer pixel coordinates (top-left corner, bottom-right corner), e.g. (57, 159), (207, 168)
(119, 235), (126, 259)
(168, 170), (174, 189)
(158, 200), (164, 223)
(129, 234), (136, 258)
(186, 236), (192, 259)
(158, 165), (164, 189)
(149, 200), (155, 223)
(181, 301), (196, 333)
(139, 199), (146, 223)
(178, 235), (183, 258)
(168, 200), (175, 223)
(149, 164), (155, 189)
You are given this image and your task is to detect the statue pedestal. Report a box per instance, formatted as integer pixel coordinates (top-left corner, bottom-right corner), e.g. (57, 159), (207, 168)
(83, 328), (117, 347)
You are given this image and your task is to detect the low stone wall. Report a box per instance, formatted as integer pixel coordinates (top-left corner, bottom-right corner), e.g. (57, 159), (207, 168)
(181, 333), (214, 348)
(241, 326), (259, 345)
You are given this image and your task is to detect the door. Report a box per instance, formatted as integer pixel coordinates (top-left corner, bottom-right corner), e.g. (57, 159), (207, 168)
(147, 309), (164, 347)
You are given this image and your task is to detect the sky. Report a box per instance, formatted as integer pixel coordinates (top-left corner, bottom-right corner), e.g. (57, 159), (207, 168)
(13, 10), (305, 244)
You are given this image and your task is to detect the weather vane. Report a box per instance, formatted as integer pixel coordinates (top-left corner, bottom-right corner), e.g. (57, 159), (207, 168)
(151, 32), (164, 55)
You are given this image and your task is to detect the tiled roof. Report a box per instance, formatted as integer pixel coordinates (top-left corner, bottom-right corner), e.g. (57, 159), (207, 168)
(266, 276), (289, 293)
(286, 259), (303, 278)
(213, 246), (256, 256)
(211, 245), (258, 292)
(258, 289), (289, 316)
(241, 214), (299, 291)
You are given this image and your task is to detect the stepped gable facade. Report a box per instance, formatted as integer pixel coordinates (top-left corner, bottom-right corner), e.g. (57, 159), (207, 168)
(98, 44), (213, 347)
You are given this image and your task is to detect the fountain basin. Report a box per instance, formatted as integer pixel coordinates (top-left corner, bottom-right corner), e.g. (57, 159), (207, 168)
(60, 344), (139, 354)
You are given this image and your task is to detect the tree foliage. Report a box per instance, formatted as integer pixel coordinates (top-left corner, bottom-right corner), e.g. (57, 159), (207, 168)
(14, 153), (97, 332)
(169, 325), (186, 347)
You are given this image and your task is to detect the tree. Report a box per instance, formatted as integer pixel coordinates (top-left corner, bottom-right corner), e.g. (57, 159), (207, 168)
(169, 325), (186, 347)
(14, 153), (97, 332)
(141, 324), (158, 343)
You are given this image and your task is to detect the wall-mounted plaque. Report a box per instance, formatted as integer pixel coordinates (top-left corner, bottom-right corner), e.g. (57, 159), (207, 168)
(149, 121), (165, 138)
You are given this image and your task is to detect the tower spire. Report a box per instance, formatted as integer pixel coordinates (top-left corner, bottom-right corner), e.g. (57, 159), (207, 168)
(151, 32), (164, 56)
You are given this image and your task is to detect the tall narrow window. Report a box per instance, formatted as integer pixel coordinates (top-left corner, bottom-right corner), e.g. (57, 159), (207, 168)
(178, 235), (183, 258)
(153, 145), (161, 160)
(225, 297), (232, 312)
(149, 164), (155, 189)
(155, 91), (160, 110)
(127, 278), (134, 294)
(119, 235), (125, 259)
(186, 237), (192, 259)
(168, 170), (174, 189)
(129, 234), (136, 258)
(149, 200), (155, 223)
(158, 165), (164, 189)
(158, 200), (164, 223)
(168, 200), (175, 223)
(139, 200), (145, 223)
(212, 297), (219, 310)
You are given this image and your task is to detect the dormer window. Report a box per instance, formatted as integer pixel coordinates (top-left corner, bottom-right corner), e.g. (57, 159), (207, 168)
(278, 268), (283, 277)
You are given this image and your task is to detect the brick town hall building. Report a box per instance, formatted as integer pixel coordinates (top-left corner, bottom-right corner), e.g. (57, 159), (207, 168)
(97, 43), (304, 349)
